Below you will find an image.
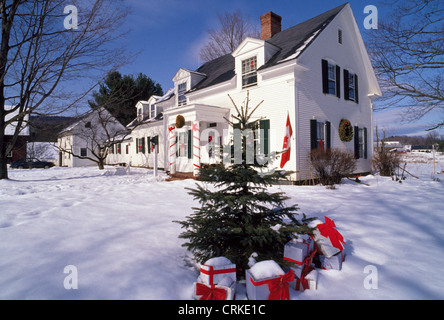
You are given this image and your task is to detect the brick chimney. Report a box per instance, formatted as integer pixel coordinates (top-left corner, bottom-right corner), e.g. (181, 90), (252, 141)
(260, 12), (282, 40)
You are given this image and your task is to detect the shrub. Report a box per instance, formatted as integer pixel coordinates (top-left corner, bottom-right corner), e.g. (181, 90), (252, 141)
(309, 148), (357, 185)
(373, 128), (401, 176)
(372, 144), (401, 176)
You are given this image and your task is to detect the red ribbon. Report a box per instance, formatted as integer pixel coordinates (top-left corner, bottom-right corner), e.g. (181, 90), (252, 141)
(317, 216), (345, 251)
(267, 269), (295, 300)
(283, 241), (311, 265)
(200, 266), (236, 286)
(296, 247), (317, 291)
(250, 269), (294, 300)
(195, 283), (227, 300)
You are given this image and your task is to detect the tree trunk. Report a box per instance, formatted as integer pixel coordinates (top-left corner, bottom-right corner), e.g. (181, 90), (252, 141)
(0, 155), (8, 180)
(98, 158), (105, 170)
(0, 122), (8, 180)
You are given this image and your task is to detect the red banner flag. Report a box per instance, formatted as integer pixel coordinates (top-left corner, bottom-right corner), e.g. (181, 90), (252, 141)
(280, 113), (293, 168)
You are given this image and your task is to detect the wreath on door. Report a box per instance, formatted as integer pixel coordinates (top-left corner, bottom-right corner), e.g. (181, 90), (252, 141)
(176, 115), (185, 128)
(339, 119), (353, 142)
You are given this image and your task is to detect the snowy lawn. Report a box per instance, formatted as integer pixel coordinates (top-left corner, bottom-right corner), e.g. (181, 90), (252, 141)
(1, 153), (443, 300)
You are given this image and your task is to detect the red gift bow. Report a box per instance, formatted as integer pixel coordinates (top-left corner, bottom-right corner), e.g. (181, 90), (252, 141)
(195, 283), (227, 300)
(317, 216), (345, 251)
(267, 269), (295, 300)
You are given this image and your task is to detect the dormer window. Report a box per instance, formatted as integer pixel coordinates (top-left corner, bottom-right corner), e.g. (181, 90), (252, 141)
(150, 104), (155, 118)
(242, 56), (257, 88)
(178, 82), (187, 106)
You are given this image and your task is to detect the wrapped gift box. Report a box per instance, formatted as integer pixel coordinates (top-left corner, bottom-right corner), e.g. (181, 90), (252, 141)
(283, 237), (314, 266)
(246, 260), (294, 300)
(199, 257), (236, 287)
(193, 276), (236, 300)
(310, 217), (345, 258)
(294, 269), (317, 291)
(319, 251), (344, 270)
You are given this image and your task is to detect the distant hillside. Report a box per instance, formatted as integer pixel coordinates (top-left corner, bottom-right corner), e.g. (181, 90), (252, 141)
(29, 115), (78, 142)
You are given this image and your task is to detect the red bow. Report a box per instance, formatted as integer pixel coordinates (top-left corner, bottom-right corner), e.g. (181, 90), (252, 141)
(267, 269), (294, 300)
(168, 126), (175, 133)
(317, 216), (345, 251)
(195, 283), (227, 300)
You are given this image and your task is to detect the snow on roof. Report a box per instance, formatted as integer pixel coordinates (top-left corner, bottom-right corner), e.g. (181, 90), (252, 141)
(156, 88), (174, 104)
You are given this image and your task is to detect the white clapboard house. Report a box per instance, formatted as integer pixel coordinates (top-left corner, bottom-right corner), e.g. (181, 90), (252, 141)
(106, 3), (381, 181)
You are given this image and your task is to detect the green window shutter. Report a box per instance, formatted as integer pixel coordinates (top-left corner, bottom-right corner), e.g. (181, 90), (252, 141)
(344, 69), (350, 100)
(354, 126), (360, 159)
(136, 138), (139, 154)
(310, 119), (318, 150)
(363, 127), (368, 159)
(147, 136), (151, 154)
(335, 65), (341, 98)
(187, 130), (192, 159)
(321, 60), (329, 94)
(260, 119), (270, 157)
(354, 74), (359, 104)
(325, 121), (331, 150)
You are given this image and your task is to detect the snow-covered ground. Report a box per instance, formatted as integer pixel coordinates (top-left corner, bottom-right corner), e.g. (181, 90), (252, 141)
(1, 152), (443, 300)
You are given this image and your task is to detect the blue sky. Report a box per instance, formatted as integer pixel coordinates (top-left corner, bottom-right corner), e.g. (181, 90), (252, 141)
(112, 0), (441, 137)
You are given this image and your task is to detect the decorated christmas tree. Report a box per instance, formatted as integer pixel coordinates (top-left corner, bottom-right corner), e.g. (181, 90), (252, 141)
(175, 92), (314, 279)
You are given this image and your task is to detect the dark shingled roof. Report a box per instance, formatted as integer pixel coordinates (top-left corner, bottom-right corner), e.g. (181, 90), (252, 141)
(190, 3), (347, 92)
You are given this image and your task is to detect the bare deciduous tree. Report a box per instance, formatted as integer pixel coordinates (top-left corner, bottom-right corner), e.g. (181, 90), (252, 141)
(57, 106), (129, 170)
(366, 0), (443, 130)
(0, 0), (131, 179)
(199, 10), (260, 62)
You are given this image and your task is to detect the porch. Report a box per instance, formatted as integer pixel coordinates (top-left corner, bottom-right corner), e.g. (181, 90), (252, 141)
(163, 103), (230, 176)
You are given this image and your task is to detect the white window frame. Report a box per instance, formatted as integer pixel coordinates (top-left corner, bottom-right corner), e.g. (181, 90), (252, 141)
(317, 121), (326, 150)
(327, 63), (336, 96)
(348, 71), (356, 101)
(178, 82), (187, 106)
(242, 56), (258, 89)
(177, 131), (188, 158)
(358, 128), (365, 159)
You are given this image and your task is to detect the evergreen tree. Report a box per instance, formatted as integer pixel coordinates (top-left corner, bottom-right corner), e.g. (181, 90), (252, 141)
(88, 71), (163, 125)
(175, 92), (314, 279)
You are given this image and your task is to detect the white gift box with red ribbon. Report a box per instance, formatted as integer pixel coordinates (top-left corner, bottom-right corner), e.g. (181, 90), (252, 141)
(193, 276), (236, 300)
(246, 260), (294, 300)
(283, 237), (314, 267)
(199, 257), (236, 287)
(310, 217), (346, 258)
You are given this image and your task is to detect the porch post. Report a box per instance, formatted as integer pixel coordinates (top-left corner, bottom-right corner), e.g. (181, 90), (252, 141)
(192, 121), (201, 176)
(168, 125), (176, 174)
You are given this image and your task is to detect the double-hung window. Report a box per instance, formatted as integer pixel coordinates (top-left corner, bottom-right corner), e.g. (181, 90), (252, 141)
(150, 104), (156, 118)
(317, 122), (326, 150)
(178, 83), (187, 106)
(354, 126), (367, 159)
(327, 64), (336, 95)
(344, 70), (359, 103)
(242, 57), (257, 88)
(322, 60), (340, 98)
